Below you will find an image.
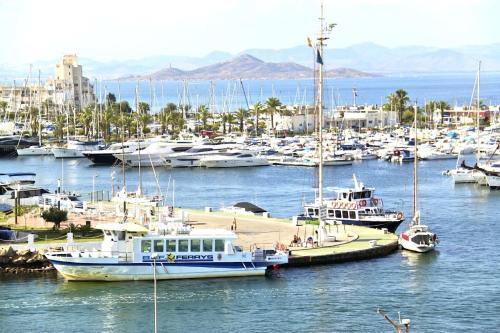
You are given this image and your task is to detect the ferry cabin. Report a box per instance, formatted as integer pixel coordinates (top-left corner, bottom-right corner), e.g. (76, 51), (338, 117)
(46, 223), (284, 281)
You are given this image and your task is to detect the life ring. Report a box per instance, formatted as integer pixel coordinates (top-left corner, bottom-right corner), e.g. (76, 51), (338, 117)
(333, 202), (338, 208)
(341, 202), (346, 209)
(359, 199), (367, 207)
(396, 212), (403, 220)
(393, 149), (401, 156)
(371, 198), (379, 206)
(350, 202), (356, 209)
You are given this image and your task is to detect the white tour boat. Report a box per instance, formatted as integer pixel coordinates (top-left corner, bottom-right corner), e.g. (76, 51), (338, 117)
(45, 222), (288, 281)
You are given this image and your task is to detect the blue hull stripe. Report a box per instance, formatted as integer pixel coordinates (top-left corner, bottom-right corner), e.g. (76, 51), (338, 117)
(49, 259), (271, 269)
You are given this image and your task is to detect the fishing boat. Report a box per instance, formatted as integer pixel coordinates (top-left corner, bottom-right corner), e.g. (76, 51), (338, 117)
(45, 221), (288, 281)
(398, 104), (438, 253)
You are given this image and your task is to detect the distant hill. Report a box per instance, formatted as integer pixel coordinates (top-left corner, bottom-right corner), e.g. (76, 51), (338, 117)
(133, 54), (377, 80)
(3, 42), (500, 80)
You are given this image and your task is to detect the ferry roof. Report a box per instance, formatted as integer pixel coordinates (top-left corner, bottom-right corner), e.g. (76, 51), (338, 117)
(95, 222), (148, 233)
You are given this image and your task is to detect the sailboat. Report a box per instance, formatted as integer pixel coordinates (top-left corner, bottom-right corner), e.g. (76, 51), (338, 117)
(398, 104), (438, 253)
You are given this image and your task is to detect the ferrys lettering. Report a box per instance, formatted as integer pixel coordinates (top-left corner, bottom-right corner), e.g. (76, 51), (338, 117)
(176, 254), (214, 261)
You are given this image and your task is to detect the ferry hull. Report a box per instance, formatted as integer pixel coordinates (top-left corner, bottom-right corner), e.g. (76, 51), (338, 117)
(49, 259), (271, 281)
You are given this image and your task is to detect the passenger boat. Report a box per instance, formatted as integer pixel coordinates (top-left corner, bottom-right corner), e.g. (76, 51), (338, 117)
(45, 221), (288, 281)
(16, 145), (53, 156)
(301, 174), (405, 233)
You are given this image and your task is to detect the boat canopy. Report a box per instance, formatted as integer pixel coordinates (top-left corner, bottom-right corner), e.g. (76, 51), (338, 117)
(95, 222), (148, 233)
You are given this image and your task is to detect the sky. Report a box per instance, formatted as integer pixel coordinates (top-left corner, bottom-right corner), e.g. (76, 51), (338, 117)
(0, 0), (498, 64)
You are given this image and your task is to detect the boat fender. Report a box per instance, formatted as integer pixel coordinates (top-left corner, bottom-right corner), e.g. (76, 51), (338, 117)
(397, 212), (403, 220)
(217, 253), (222, 260)
(359, 199), (367, 207)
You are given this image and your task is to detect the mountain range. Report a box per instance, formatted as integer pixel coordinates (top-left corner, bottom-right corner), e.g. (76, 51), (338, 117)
(122, 54), (376, 80)
(2, 43), (500, 80)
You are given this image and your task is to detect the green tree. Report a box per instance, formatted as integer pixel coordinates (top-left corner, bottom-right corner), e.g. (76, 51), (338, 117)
(226, 113), (235, 133)
(265, 97), (282, 135)
(197, 105), (210, 131)
(138, 102), (150, 114)
(78, 106), (93, 137)
(436, 100), (451, 125)
(386, 89), (410, 124)
(41, 207), (68, 230)
(54, 114), (66, 140)
(252, 102), (264, 135)
(28, 107), (39, 136)
(105, 93), (116, 107)
(235, 108), (249, 132)
(0, 101), (7, 117)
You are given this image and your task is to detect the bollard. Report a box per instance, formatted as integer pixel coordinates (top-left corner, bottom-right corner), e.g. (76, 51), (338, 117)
(263, 212), (270, 218)
(27, 234), (35, 251)
(205, 207), (212, 213)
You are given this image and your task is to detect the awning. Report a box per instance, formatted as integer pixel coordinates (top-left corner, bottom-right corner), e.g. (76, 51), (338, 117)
(95, 222), (148, 233)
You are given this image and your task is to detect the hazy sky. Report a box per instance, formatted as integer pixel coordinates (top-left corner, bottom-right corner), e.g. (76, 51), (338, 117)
(0, 0), (497, 64)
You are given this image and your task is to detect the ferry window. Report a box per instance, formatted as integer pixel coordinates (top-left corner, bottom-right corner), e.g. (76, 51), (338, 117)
(215, 239), (225, 252)
(190, 239), (201, 252)
(141, 240), (151, 253)
(178, 240), (189, 252)
(349, 211), (356, 219)
(153, 240), (164, 252)
(202, 239), (213, 252)
(328, 210), (334, 217)
(314, 209), (319, 216)
(335, 210), (342, 218)
(342, 211), (349, 219)
(166, 240), (176, 252)
(307, 208), (314, 216)
(117, 231), (126, 241)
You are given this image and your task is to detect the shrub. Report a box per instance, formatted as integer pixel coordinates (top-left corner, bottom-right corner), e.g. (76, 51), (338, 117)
(41, 207), (68, 230)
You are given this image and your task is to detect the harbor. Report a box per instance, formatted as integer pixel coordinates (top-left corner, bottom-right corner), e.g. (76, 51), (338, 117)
(1, 0), (500, 331)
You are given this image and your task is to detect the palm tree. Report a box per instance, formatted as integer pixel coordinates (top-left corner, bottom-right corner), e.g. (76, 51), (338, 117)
(235, 108), (249, 133)
(265, 97), (282, 135)
(54, 114), (66, 141)
(137, 113), (151, 135)
(158, 109), (172, 134)
(221, 113), (228, 134)
(100, 107), (114, 141)
(436, 100), (451, 125)
(28, 107), (39, 136)
(197, 105), (210, 131)
(226, 113), (235, 133)
(0, 101), (7, 119)
(387, 89), (410, 124)
(252, 102), (264, 135)
(425, 100), (437, 125)
(78, 106), (93, 137)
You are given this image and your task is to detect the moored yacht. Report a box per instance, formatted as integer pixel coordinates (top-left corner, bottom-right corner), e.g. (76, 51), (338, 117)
(45, 221), (288, 281)
(301, 175), (405, 233)
(200, 151), (269, 168)
(52, 140), (103, 158)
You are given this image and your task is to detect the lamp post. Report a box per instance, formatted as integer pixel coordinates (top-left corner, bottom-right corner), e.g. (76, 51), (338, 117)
(14, 183), (20, 225)
(57, 178), (61, 210)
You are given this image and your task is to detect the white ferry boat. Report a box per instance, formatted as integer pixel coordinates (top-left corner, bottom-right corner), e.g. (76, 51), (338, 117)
(45, 222), (288, 281)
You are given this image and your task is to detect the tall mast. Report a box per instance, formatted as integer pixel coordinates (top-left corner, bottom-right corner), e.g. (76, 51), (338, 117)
(413, 101), (418, 218)
(476, 61), (481, 163)
(136, 83), (143, 197)
(317, 1), (325, 206)
(38, 70), (42, 146)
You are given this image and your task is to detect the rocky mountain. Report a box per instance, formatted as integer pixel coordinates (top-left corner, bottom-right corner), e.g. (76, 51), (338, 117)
(134, 54), (377, 80)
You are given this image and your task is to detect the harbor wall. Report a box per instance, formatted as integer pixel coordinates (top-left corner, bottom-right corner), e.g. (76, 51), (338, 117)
(0, 246), (53, 274)
(286, 240), (398, 267)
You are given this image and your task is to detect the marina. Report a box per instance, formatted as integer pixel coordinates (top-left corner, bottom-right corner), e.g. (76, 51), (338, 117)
(1, 0), (500, 331)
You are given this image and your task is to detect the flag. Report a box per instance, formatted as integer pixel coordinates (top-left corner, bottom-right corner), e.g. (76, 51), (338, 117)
(316, 49), (323, 65)
(307, 37), (312, 47)
(353, 88), (358, 97)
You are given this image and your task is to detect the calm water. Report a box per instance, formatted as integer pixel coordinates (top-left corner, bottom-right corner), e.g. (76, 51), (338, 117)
(1, 155), (499, 332)
(99, 72), (500, 112)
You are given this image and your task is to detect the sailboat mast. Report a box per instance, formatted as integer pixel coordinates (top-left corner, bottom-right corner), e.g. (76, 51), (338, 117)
(136, 83), (143, 196)
(476, 61), (481, 162)
(413, 102), (418, 217)
(38, 70), (42, 146)
(317, 1), (325, 206)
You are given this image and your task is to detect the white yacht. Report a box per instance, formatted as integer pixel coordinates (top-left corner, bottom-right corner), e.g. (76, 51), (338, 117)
(116, 141), (196, 167)
(52, 140), (103, 158)
(200, 151), (269, 168)
(45, 221), (288, 281)
(16, 145), (53, 156)
(84, 140), (153, 165)
(167, 143), (240, 168)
